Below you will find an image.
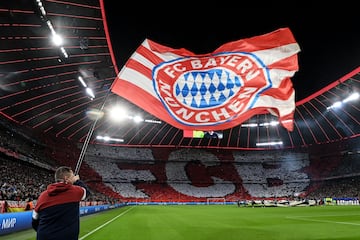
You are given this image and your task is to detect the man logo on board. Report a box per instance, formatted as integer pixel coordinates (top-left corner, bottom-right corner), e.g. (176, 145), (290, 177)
(153, 52), (269, 127)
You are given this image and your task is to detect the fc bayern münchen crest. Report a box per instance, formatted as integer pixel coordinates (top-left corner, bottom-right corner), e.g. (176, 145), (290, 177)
(153, 52), (271, 127)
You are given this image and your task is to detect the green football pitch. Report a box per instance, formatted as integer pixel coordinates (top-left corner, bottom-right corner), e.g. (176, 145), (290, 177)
(3, 205), (360, 240)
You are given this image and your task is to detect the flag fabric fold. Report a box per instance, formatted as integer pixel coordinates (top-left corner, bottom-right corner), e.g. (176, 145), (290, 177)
(111, 27), (300, 131)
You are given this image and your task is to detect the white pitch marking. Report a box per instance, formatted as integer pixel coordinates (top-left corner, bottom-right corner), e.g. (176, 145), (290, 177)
(79, 206), (135, 239)
(286, 215), (360, 226)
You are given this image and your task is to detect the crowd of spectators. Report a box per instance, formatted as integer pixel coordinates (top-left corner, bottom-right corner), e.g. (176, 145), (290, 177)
(2, 150), (359, 209)
(0, 155), (118, 213)
(0, 120), (359, 210)
(0, 155), (51, 202)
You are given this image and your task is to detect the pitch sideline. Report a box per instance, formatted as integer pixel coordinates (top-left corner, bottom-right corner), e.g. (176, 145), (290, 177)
(79, 206), (135, 239)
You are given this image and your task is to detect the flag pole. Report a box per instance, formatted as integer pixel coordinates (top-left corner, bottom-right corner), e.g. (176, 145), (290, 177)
(74, 12), (124, 174)
(74, 88), (111, 176)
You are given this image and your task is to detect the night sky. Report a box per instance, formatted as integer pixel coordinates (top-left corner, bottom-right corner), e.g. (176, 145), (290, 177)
(103, 6), (359, 101)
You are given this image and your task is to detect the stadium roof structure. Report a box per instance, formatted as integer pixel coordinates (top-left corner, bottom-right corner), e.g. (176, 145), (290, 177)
(1, 1), (359, 150)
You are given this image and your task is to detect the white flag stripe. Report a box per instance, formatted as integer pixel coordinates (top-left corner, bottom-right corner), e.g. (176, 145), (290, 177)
(131, 51), (157, 70)
(119, 68), (158, 99)
(142, 38), (151, 48)
(269, 69), (297, 89)
(254, 91), (295, 116)
(143, 39), (183, 62)
(253, 43), (300, 66)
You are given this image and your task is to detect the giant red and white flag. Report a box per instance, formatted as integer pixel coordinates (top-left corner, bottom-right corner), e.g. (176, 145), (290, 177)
(111, 27), (300, 131)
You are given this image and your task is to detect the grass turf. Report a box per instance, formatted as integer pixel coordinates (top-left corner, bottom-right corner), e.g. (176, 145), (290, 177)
(3, 205), (360, 240)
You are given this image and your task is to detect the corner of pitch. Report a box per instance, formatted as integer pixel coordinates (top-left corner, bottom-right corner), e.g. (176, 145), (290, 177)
(153, 53), (269, 126)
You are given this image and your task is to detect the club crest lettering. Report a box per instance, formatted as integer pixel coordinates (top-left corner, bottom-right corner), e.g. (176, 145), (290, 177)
(153, 53), (271, 126)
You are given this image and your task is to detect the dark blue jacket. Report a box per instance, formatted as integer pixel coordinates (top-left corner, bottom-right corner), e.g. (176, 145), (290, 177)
(32, 180), (88, 240)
